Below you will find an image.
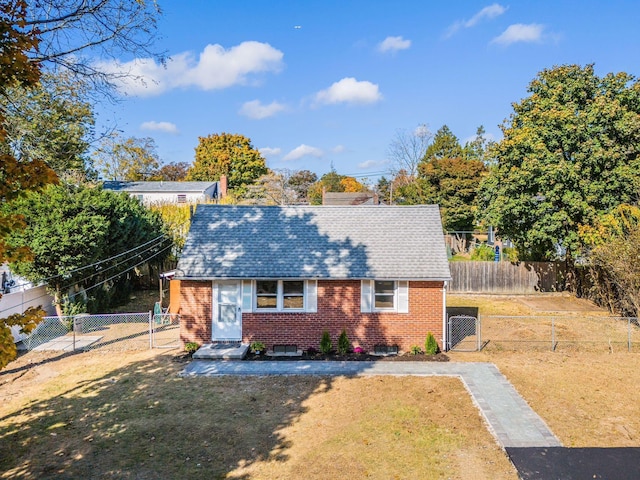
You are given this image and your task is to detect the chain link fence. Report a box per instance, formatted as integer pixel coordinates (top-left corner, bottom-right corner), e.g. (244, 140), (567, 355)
(480, 315), (639, 353)
(447, 315), (481, 351)
(151, 313), (181, 349)
(22, 312), (181, 352)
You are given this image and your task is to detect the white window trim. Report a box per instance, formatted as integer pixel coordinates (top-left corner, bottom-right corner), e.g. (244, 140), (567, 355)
(373, 280), (397, 312)
(361, 280), (409, 314)
(253, 280), (307, 312)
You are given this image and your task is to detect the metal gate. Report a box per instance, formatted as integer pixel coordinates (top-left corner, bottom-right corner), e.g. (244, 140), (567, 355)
(447, 315), (481, 351)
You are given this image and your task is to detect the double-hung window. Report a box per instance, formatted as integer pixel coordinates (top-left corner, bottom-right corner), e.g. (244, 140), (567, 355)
(361, 280), (409, 313)
(374, 280), (396, 309)
(256, 280), (278, 309)
(255, 280), (306, 311)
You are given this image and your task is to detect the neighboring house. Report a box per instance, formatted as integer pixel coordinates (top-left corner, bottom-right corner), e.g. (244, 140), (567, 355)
(1, 264), (55, 343)
(175, 204), (452, 352)
(323, 191), (379, 205)
(103, 178), (226, 205)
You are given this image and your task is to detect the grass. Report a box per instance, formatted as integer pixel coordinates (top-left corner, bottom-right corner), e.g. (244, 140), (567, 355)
(0, 350), (516, 479)
(3, 293), (639, 478)
(447, 293), (640, 447)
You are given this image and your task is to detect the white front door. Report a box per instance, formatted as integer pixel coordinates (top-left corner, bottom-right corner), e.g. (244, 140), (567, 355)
(213, 281), (242, 340)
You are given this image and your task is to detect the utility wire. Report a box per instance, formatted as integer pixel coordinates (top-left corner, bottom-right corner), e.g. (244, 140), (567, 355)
(5, 234), (169, 290)
(0, 239), (173, 316)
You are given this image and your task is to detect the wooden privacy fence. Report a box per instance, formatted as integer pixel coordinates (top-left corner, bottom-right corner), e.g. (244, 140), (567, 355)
(449, 261), (566, 294)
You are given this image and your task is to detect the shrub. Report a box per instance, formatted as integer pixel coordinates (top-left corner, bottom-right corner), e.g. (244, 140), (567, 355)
(425, 333), (440, 355)
(337, 329), (350, 354)
(470, 243), (495, 261)
(503, 247), (519, 262)
(306, 347), (318, 355)
(250, 341), (265, 353)
(185, 342), (199, 354)
(410, 345), (422, 355)
(353, 346), (365, 354)
(319, 330), (333, 354)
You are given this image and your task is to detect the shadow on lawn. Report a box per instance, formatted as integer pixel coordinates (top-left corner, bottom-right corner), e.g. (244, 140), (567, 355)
(0, 353), (334, 479)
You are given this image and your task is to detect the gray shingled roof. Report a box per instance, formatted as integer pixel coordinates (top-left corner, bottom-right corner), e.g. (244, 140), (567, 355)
(103, 181), (218, 193)
(176, 205), (451, 281)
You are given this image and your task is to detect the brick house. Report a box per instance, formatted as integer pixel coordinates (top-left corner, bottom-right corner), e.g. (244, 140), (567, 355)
(175, 204), (451, 352)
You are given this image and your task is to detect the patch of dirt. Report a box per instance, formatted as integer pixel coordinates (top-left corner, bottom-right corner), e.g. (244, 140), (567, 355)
(245, 351), (450, 362)
(516, 293), (608, 314)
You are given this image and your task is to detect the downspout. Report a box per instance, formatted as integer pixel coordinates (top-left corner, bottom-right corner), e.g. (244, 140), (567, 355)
(442, 281), (448, 351)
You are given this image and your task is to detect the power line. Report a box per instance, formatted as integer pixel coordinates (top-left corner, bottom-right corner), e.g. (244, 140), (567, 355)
(5, 234), (169, 290)
(0, 238), (172, 316)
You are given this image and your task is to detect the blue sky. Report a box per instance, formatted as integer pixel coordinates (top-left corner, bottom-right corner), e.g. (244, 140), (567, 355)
(95, 1), (640, 182)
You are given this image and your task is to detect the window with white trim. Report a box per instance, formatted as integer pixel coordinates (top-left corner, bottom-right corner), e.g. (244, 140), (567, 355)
(255, 280), (306, 311)
(374, 280), (396, 309)
(361, 280), (409, 313)
(256, 280), (278, 309)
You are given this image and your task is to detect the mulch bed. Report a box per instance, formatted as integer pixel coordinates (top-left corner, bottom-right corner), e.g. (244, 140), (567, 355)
(245, 351), (449, 362)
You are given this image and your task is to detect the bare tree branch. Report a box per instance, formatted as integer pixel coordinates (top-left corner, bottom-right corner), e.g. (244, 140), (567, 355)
(387, 124), (432, 177)
(12, 0), (164, 95)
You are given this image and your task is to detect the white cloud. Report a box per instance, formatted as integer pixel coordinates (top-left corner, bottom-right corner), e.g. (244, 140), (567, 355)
(314, 77), (382, 106)
(378, 36), (411, 53)
(96, 41), (284, 97)
(140, 121), (179, 134)
(491, 24), (544, 45)
(331, 145), (347, 154)
(283, 144), (324, 161)
(239, 100), (286, 119)
(259, 147), (282, 157)
(445, 3), (507, 38)
(358, 159), (390, 169)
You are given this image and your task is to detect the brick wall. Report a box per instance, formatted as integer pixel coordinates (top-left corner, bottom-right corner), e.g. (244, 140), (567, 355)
(179, 279), (444, 352)
(179, 280), (212, 345)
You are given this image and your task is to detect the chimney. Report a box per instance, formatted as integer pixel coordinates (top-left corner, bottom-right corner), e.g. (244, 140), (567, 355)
(219, 175), (228, 199)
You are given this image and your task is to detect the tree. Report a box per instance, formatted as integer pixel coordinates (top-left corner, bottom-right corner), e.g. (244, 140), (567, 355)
(151, 161), (190, 181)
(463, 125), (493, 164)
(17, 0), (163, 94)
(479, 64), (640, 261)
(187, 133), (268, 193)
(3, 184), (169, 315)
(0, 0), (162, 368)
(387, 124), (432, 177)
(0, 1), (56, 369)
(0, 72), (95, 178)
(423, 125), (463, 161)
(243, 170), (297, 205)
(400, 125), (488, 231)
(418, 156), (487, 231)
(288, 169), (318, 203)
(307, 169), (368, 205)
(580, 205), (640, 316)
(94, 134), (160, 181)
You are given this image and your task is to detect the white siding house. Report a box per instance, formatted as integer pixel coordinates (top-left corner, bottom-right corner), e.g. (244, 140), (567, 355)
(102, 181), (222, 205)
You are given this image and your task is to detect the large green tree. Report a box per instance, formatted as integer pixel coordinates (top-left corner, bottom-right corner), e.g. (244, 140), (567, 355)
(1, 72), (95, 179)
(403, 125), (488, 231)
(0, 0), (162, 368)
(3, 184), (169, 315)
(187, 133), (268, 193)
(479, 64), (640, 261)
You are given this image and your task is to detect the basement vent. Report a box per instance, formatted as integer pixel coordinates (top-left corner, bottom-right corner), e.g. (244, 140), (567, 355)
(374, 344), (399, 355)
(273, 344), (298, 354)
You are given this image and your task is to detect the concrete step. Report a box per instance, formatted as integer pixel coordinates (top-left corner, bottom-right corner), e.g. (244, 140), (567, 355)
(193, 343), (249, 359)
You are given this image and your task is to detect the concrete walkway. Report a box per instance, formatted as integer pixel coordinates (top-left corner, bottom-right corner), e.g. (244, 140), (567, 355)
(180, 360), (561, 449)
